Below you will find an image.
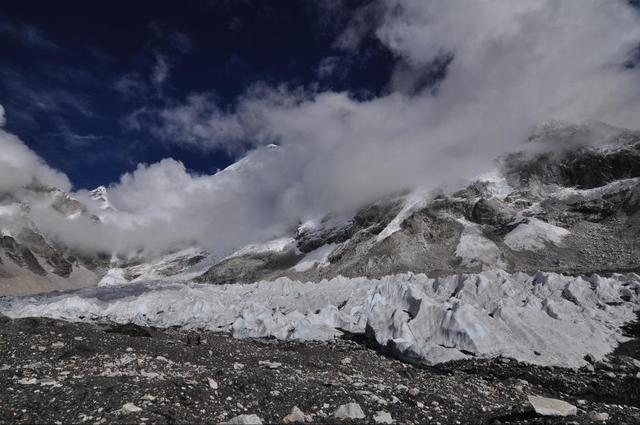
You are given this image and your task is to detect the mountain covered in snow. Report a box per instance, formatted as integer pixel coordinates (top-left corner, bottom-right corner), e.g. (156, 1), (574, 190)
(1, 122), (640, 369)
(194, 122), (640, 285)
(1, 122), (640, 293)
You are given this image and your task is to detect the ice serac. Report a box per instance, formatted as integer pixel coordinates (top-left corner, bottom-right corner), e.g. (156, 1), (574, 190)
(2, 270), (638, 368)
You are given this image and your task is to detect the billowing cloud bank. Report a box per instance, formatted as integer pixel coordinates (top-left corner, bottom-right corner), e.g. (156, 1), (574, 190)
(3, 0), (640, 257)
(0, 128), (70, 195)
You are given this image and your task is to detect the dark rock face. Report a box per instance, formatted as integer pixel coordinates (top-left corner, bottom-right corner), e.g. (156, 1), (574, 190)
(195, 129), (640, 283)
(469, 198), (515, 226)
(17, 229), (73, 277)
(196, 250), (302, 285)
(295, 198), (404, 254)
(0, 236), (46, 276)
(504, 137), (640, 189)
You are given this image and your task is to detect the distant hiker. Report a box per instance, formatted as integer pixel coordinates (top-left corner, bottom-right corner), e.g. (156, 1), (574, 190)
(186, 334), (191, 346)
(196, 334), (202, 345)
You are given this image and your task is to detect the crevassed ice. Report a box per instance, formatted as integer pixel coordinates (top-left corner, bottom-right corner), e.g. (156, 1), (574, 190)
(1, 270), (638, 368)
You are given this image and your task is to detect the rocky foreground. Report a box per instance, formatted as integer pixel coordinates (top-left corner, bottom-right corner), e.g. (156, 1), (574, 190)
(1, 314), (639, 424)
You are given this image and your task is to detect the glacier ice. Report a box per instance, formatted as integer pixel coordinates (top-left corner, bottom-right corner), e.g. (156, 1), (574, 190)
(1, 270), (638, 367)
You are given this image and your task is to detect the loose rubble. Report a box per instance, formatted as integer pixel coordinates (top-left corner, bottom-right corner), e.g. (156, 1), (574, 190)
(1, 315), (640, 424)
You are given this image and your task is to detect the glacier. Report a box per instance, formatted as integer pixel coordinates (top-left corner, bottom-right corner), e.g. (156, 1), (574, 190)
(1, 270), (638, 368)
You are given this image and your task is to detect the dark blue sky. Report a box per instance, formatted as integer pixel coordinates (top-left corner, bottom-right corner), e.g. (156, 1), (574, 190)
(0, 0), (396, 189)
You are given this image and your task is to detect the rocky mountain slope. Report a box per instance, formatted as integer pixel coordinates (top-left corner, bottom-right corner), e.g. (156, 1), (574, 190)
(197, 123), (640, 285)
(2, 122), (638, 295)
(0, 185), (106, 295)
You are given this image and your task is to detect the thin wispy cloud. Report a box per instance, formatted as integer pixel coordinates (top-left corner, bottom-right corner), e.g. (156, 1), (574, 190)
(0, 20), (60, 50)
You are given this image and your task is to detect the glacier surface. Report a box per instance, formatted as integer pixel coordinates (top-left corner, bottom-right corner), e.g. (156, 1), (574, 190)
(1, 270), (638, 367)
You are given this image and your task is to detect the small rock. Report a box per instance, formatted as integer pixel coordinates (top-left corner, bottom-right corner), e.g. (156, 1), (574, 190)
(51, 342), (65, 348)
(270, 390), (281, 397)
(141, 394), (156, 402)
(528, 395), (577, 417)
(408, 388), (420, 396)
(120, 403), (142, 415)
(282, 406), (311, 423)
(259, 360), (282, 369)
(588, 412), (610, 422)
(18, 378), (38, 385)
(222, 414), (263, 424)
(373, 411), (393, 424)
(233, 363), (245, 370)
(208, 378), (219, 390)
(334, 403), (365, 420)
(125, 347), (133, 353)
(340, 357), (352, 365)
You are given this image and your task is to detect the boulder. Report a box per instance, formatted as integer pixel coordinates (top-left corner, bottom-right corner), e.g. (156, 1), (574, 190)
(223, 414), (263, 425)
(120, 403), (142, 415)
(282, 406), (311, 423)
(334, 402), (365, 420)
(528, 395), (577, 417)
(373, 411), (393, 424)
(588, 412), (610, 422)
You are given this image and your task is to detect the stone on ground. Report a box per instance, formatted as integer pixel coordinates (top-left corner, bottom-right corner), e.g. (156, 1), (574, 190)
(334, 402), (365, 420)
(373, 410), (393, 424)
(527, 395), (577, 417)
(223, 414), (263, 424)
(120, 403), (142, 414)
(588, 412), (610, 422)
(282, 406), (311, 423)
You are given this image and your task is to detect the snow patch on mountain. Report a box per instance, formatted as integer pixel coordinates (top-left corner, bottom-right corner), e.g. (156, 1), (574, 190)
(455, 220), (504, 269)
(376, 191), (428, 242)
(90, 186), (115, 212)
(504, 218), (570, 251)
(99, 247), (214, 286)
(475, 170), (514, 199)
(3, 271), (637, 368)
(552, 178), (640, 202)
(292, 243), (336, 272)
(229, 237), (297, 259)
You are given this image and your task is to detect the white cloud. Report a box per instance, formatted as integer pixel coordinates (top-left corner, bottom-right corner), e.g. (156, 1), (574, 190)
(0, 111), (71, 194)
(152, 53), (170, 86)
(0, 104), (5, 127)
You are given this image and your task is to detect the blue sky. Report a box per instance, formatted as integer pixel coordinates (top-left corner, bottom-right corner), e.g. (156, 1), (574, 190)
(1, 0), (639, 256)
(0, 0), (395, 189)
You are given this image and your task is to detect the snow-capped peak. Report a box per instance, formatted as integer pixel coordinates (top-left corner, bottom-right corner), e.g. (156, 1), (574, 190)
(90, 186), (115, 211)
